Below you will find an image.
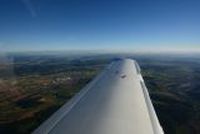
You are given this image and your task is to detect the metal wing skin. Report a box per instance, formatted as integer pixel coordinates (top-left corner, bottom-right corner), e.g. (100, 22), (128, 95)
(33, 59), (164, 134)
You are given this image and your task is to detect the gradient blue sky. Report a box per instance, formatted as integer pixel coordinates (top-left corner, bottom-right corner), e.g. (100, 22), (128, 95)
(0, 0), (200, 52)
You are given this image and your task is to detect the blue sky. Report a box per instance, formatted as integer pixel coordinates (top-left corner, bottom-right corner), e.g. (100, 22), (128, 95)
(0, 0), (200, 52)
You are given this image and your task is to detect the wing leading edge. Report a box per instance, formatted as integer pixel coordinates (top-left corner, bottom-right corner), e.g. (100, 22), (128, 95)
(33, 59), (164, 134)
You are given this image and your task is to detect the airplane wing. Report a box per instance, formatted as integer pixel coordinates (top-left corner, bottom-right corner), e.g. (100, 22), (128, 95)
(32, 59), (164, 134)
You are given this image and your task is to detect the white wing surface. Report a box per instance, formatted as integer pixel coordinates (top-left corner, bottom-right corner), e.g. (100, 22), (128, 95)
(33, 59), (164, 134)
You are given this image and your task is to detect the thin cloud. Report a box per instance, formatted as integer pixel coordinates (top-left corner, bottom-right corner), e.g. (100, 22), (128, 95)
(21, 0), (37, 17)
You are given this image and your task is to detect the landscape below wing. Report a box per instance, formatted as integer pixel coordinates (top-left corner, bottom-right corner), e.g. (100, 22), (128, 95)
(32, 59), (164, 134)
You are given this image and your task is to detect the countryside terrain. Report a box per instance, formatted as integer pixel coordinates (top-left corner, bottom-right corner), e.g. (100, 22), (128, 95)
(0, 52), (200, 134)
